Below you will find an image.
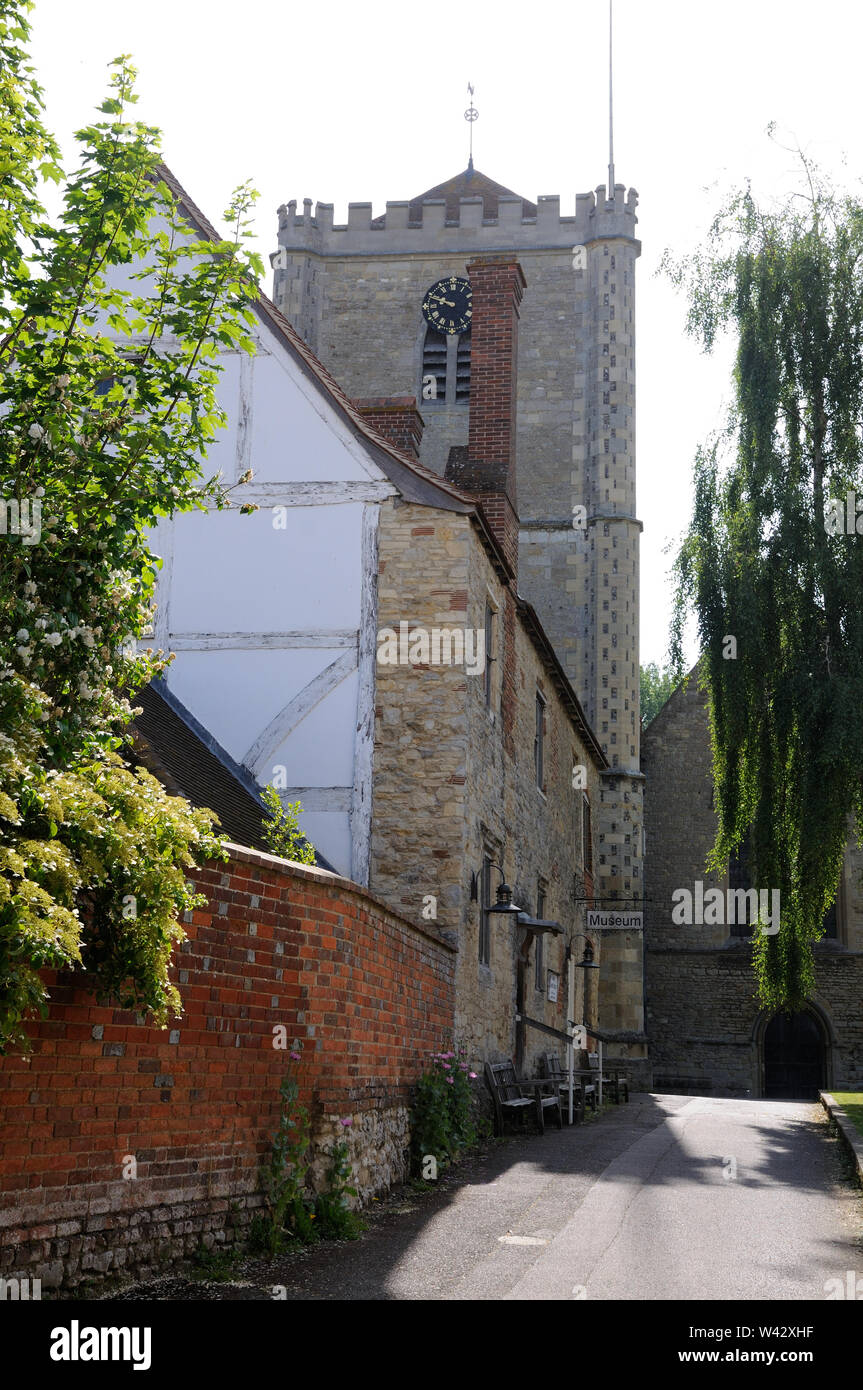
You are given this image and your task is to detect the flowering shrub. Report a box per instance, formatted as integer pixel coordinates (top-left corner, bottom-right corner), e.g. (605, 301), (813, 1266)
(252, 1047), (364, 1250)
(0, 6), (261, 1049)
(254, 1047), (316, 1252)
(409, 1049), (480, 1176)
(314, 1130), (365, 1241)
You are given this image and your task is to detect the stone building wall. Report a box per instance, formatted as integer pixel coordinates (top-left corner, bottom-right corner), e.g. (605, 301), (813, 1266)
(369, 497), (629, 1076)
(0, 846), (455, 1290)
(643, 675), (863, 1095)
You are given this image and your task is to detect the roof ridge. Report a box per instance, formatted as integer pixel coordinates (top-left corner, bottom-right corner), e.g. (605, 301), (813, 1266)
(370, 166), (537, 228)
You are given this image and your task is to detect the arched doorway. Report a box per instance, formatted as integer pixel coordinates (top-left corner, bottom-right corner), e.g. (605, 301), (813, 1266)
(763, 1011), (826, 1099)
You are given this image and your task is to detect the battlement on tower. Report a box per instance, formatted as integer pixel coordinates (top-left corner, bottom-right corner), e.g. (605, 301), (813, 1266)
(273, 184), (639, 259)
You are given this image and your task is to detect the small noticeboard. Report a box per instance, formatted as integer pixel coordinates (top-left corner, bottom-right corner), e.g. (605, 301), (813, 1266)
(586, 909), (643, 932)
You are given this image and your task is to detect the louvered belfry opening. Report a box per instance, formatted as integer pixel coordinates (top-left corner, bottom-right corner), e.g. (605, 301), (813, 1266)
(422, 327), (448, 401)
(455, 330), (471, 401)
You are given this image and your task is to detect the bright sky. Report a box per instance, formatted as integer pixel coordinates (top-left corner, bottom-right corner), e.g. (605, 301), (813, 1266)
(27, 0), (863, 667)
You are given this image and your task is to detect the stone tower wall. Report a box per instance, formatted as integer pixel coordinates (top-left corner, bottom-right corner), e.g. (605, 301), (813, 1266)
(273, 177), (645, 1041)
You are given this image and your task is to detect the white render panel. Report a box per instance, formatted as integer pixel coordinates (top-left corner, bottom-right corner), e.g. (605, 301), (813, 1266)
(202, 353), (242, 483)
(265, 671), (359, 787)
(166, 504), (363, 633)
(248, 350), (374, 484)
(166, 647), (353, 765)
(299, 812), (351, 878)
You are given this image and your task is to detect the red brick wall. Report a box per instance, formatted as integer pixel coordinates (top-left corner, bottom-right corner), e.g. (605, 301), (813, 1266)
(466, 257), (525, 473)
(439, 257), (526, 575)
(0, 845), (456, 1289)
(355, 395), (424, 459)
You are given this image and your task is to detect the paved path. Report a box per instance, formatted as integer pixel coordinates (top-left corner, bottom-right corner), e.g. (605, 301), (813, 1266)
(275, 1093), (862, 1301)
(115, 1093), (863, 1302)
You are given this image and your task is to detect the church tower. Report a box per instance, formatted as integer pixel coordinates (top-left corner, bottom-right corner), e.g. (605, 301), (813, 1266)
(270, 166), (644, 1033)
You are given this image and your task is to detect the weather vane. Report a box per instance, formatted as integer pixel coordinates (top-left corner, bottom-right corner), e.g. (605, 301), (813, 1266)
(465, 82), (478, 172)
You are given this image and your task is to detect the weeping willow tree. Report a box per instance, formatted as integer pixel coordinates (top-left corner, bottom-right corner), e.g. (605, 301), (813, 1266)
(668, 153), (863, 1011)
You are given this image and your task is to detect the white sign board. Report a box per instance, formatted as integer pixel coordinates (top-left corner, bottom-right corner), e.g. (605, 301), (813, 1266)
(586, 909), (643, 932)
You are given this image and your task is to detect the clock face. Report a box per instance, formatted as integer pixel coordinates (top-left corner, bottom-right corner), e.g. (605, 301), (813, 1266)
(421, 276), (472, 335)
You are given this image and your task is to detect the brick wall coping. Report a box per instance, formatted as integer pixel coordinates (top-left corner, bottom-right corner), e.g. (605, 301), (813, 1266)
(220, 841), (458, 955)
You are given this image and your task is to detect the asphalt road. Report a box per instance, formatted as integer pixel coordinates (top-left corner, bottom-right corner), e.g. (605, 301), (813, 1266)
(113, 1092), (863, 1302)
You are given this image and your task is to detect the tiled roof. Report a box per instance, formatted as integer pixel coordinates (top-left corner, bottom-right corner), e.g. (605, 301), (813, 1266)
(130, 681), (336, 870)
(371, 166), (537, 227)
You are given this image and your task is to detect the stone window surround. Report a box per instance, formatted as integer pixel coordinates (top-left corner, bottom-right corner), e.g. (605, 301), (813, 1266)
(534, 687), (547, 794)
(725, 842), (845, 945)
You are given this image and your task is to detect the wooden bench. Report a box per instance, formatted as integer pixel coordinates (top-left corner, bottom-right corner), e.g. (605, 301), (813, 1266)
(587, 1052), (630, 1104)
(484, 1060), (563, 1137)
(540, 1052), (596, 1122)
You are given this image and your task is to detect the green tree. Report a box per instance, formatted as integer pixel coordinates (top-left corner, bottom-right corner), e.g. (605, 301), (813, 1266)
(0, 3), (262, 1050)
(640, 663), (677, 727)
(667, 147), (863, 1011)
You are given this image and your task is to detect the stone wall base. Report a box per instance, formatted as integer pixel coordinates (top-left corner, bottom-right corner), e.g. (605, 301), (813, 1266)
(0, 1101), (414, 1292)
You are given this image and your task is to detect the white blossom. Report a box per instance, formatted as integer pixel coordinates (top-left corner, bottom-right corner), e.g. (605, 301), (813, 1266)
(28, 423), (45, 440)
(15, 629), (29, 643)
(44, 632), (62, 647)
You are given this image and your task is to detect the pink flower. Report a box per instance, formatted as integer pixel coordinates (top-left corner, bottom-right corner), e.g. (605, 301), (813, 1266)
(446, 1076), (454, 1084)
(469, 1072), (477, 1079)
(340, 1117), (353, 1127)
(290, 1051), (301, 1061)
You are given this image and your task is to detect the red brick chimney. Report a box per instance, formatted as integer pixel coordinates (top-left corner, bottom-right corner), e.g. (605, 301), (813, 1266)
(445, 256), (526, 574)
(354, 395), (424, 459)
